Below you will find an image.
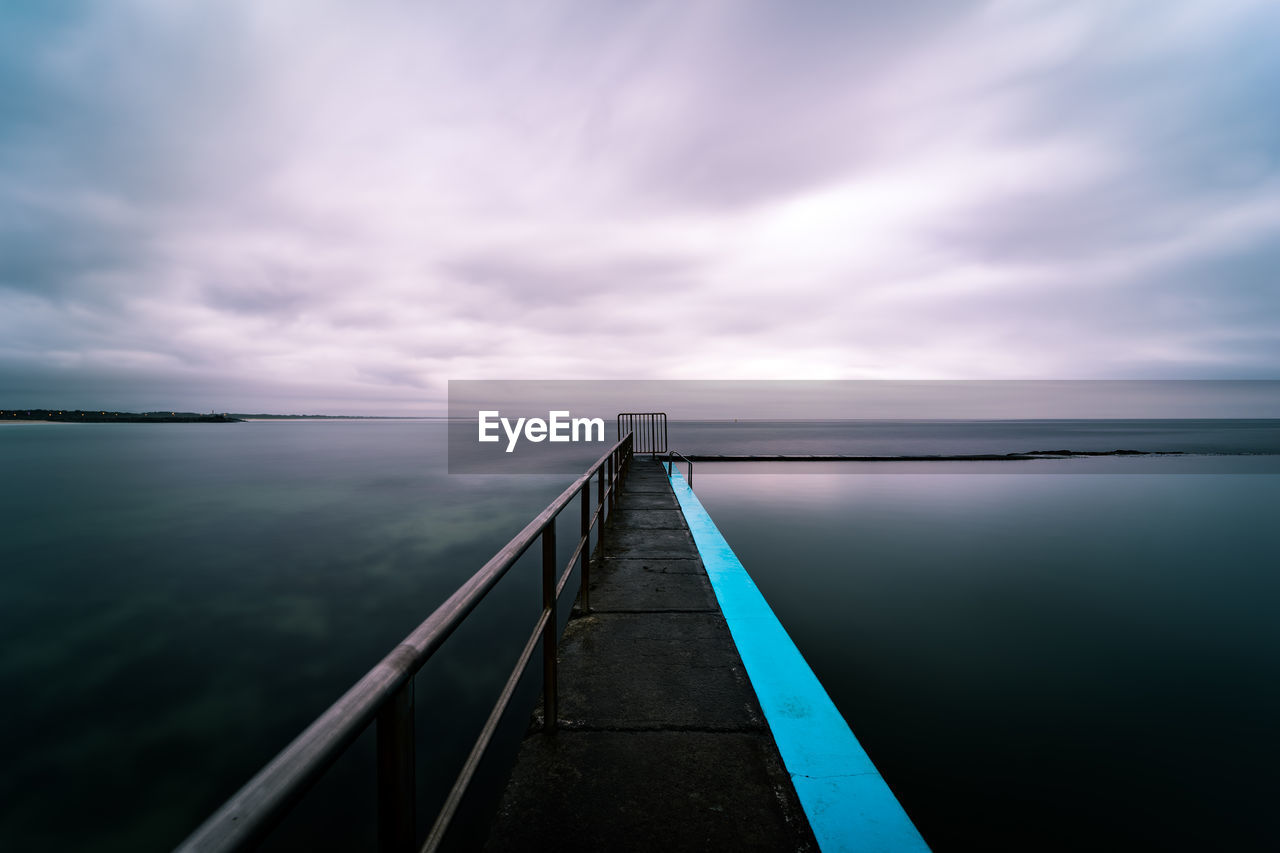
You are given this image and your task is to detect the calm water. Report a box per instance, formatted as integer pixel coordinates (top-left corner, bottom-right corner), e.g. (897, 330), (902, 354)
(693, 469), (1280, 850)
(2, 420), (1278, 850)
(0, 421), (571, 851)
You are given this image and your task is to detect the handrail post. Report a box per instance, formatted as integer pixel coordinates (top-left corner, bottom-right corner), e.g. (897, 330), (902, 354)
(541, 520), (558, 731)
(607, 455), (616, 514)
(579, 480), (591, 613)
(376, 678), (415, 853)
(596, 465), (604, 521)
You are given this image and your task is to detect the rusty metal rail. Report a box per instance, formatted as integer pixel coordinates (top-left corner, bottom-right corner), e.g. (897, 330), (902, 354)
(175, 434), (634, 853)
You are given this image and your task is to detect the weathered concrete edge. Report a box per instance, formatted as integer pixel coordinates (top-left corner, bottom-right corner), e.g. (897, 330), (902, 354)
(666, 467), (930, 853)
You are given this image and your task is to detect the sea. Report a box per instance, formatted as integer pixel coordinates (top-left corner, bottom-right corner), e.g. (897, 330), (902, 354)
(1, 419), (1278, 851)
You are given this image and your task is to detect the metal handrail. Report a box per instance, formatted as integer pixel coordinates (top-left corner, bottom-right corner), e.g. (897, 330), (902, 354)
(664, 450), (693, 487)
(175, 433), (634, 853)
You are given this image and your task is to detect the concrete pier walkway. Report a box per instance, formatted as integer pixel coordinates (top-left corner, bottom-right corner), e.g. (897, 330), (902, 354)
(483, 457), (817, 852)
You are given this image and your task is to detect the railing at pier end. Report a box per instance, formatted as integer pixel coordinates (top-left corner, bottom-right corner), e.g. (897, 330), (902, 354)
(617, 412), (667, 455)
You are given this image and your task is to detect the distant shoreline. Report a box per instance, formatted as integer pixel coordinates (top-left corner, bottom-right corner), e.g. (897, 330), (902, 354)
(2, 410), (243, 423)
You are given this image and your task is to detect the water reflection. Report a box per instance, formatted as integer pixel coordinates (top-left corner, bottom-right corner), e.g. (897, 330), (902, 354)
(694, 466), (1280, 850)
(0, 422), (566, 851)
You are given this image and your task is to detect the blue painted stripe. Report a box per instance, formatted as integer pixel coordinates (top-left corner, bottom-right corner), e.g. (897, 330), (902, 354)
(667, 467), (930, 853)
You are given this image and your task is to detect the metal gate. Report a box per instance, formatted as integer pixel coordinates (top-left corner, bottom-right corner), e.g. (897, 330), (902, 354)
(616, 412), (667, 454)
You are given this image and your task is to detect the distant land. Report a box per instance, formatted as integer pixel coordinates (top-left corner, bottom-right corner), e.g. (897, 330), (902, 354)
(3, 409), (242, 423)
(1, 409), (430, 423)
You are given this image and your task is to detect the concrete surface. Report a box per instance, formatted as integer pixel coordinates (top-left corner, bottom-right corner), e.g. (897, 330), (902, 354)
(483, 457), (817, 852)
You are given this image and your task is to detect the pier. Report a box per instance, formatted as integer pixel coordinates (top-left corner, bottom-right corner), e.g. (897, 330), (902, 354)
(176, 415), (926, 852)
(484, 456), (816, 851)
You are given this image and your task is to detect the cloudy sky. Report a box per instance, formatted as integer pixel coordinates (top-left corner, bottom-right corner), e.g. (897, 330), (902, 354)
(2, 0), (1279, 414)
